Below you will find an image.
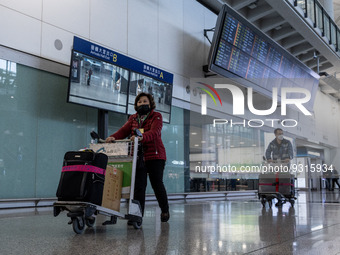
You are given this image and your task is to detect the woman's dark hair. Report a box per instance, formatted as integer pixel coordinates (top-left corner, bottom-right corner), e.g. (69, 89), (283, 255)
(134, 92), (156, 111)
(274, 128), (283, 134)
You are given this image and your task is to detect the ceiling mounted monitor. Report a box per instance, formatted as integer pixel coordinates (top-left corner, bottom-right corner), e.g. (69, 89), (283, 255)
(67, 36), (174, 123)
(208, 5), (319, 113)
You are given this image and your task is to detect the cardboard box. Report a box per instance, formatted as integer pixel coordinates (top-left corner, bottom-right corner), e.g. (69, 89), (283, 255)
(108, 161), (132, 199)
(101, 165), (123, 212)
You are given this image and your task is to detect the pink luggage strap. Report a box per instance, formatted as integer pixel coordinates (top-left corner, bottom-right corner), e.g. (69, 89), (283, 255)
(259, 183), (293, 186)
(275, 173), (279, 192)
(62, 165), (106, 175)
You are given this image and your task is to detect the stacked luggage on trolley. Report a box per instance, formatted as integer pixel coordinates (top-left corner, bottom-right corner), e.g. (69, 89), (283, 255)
(53, 132), (143, 234)
(258, 160), (296, 208)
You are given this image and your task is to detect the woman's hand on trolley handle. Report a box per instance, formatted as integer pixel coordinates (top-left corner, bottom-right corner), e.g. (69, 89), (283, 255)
(130, 135), (143, 142)
(105, 136), (116, 143)
(130, 128), (143, 142)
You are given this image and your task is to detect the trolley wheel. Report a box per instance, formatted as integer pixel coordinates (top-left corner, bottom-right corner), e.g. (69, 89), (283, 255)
(72, 217), (85, 234)
(85, 217), (96, 227)
(132, 220), (142, 229)
(268, 199), (273, 208)
(275, 200), (283, 207)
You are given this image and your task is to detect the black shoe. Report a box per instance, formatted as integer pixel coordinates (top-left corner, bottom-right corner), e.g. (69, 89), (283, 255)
(275, 201), (283, 207)
(161, 212), (170, 222)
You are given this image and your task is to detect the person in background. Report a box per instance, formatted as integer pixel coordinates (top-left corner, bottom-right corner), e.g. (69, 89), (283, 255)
(332, 169), (340, 190)
(148, 85), (153, 95)
(87, 68), (93, 85)
(265, 128), (293, 207)
(265, 128), (293, 163)
(105, 92), (170, 223)
(323, 167), (333, 191)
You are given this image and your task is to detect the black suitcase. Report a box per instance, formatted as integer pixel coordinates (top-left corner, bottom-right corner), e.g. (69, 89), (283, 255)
(56, 150), (108, 205)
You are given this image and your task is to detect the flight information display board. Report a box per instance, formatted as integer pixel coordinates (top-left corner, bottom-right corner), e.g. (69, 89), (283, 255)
(208, 5), (319, 112)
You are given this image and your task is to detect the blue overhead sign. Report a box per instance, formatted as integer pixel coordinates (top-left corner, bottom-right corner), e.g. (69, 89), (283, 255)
(73, 36), (174, 84)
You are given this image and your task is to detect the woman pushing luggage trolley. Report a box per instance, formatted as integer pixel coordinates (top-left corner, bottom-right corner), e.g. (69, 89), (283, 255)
(53, 132), (143, 234)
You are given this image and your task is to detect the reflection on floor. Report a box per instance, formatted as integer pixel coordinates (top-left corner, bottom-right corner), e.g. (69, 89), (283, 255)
(1, 191), (340, 255)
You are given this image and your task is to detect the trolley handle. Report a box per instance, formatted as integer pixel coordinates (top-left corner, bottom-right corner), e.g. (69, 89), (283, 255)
(262, 156), (290, 164)
(90, 130), (142, 144)
(113, 139), (132, 143)
(266, 160), (291, 164)
(90, 131), (106, 143)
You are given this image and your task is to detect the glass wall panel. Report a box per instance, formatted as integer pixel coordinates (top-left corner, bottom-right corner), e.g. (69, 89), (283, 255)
(297, 0), (306, 13)
(330, 22), (337, 46)
(0, 57), (186, 199)
(189, 112), (265, 192)
(323, 13), (330, 40)
(315, 2), (323, 31)
(0, 60), (98, 198)
(107, 112), (128, 136)
(306, 0), (315, 24)
(145, 106), (186, 194)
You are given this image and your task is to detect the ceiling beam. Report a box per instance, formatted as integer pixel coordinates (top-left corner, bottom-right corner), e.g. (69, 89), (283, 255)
(260, 16), (286, 32)
(247, 3), (275, 22)
(319, 62), (334, 71)
(271, 26), (298, 41)
(290, 43), (314, 56)
(298, 51), (316, 62)
(306, 57), (328, 68)
(282, 35), (306, 49)
(196, 0), (221, 14)
(230, 0), (256, 10)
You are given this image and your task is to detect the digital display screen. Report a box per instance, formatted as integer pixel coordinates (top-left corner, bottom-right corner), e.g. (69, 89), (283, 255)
(208, 5), (319, 112)
(127, 71), (172, 123)
(67, 37), (174, 123)
(68, 50), (129, 114)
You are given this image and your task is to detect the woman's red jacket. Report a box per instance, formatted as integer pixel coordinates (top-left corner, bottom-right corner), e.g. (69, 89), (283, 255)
(110, 110), (166, 161)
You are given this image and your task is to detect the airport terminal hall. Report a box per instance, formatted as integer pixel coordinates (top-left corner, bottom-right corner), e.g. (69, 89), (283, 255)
(3, 0), (340, 254)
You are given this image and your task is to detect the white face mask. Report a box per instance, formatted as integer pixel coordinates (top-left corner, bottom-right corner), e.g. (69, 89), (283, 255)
(277, 135), (284, 140)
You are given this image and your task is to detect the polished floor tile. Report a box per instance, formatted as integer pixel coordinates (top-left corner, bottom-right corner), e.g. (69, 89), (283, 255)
(1, 191), (340, 254)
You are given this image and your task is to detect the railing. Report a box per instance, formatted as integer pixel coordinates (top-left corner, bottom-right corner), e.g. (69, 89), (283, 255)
(294, 0), (339, 51)
(0, 191), (259, 209)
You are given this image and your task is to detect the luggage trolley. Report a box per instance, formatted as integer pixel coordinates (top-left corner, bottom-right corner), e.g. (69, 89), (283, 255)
(258, 161), (296, 208)
(53, 137), (143, 234)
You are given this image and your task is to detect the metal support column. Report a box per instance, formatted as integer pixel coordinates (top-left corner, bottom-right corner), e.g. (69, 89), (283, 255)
(98, 109), (108, 139)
